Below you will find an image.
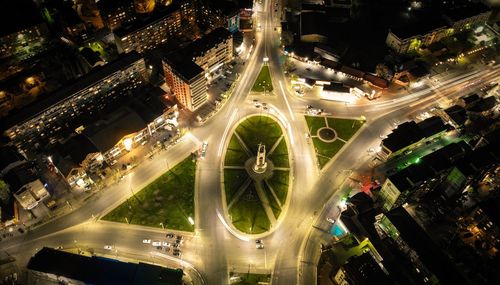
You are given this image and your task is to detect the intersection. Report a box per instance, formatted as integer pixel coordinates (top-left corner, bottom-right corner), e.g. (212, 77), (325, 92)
(1, 0), (499, 284)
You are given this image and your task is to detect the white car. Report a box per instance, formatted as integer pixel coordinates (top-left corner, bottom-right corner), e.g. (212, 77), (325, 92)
(162, 242), (171, 247)
(200, 142), (208, 159)
(326, 218), (335, 224)
(142, 239), (151, 244)
(104, 245), (113, 250)
(152, 241), (162, 247)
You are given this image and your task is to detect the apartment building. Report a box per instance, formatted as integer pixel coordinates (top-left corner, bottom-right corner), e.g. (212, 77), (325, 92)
(1, 52), (147, 154)
(163, 54), (207, 111)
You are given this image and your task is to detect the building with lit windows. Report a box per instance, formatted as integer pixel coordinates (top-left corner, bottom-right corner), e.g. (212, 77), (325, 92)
(163, 55), (207, 111)
(114, 0), (197, 54)
(1, 52), (147, 155)
(187, 27), (233, 74)
(386, 2), (491, 54)
(0, 0), (50, 63)
(115, 7), (182, 53)
(81, 87), (178, 162)
(98, 0), (137, 30)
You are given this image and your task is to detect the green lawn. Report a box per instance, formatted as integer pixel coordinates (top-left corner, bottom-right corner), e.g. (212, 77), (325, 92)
(267, 137), (289, 168)
(225, 136), (251, 166)
(326, 118), (364, 141)
(251, 65), (273, 92)
(305, 116), (364, 169)
(236, 116), (282, 154)
(305, 116), (327, 135)
(229, 183), (271, 234)
(312, 138), (345, 160)
(224, 169), (250, 204)
(102, 156), (196, 231)
(231, 273), (271, 285)
(262, 182), (281, 219)
(266, 170), (289, 205)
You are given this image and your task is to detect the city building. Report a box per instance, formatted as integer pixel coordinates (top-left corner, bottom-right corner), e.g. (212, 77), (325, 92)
(442, 105), (468, 129)
(443, 2), (492, 32)
(163, 54), (207, 111)
(82, 87), (178, 162)
(114, 6), (182, 54)
(1, 52), (147, 155)
(97, 0), (137, 30)
(386, 2), (491, 54)
(0, 146), (26, 176)
(376, 206), (467, 285)
(13, 179), (49, 210)
(187, 27), (234, 74)
(162, 28), (233, 111)
(50, 134), (102, 190)
(379, 116), (449, 160)
(333, 253), (390, 285)
(300, 8), (328, 43)
(28, 247), (184, 285)
(198, 0), (240, 33)
(0, 0), (51, 63)
(320, 83), (354, 103)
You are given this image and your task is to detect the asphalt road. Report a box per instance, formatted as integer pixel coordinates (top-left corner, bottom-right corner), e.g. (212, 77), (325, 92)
(1, 0), (499, 284)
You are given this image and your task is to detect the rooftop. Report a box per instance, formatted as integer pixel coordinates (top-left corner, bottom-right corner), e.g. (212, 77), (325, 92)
(444, 105), (468, 126)
(323, 82), (350, 93)
(385, 207), (465, 285)
(27, 247), (183, 285)
(3, 162), (38, 192)
(300, 11), (328, 37)
(1, 51), (144, 132)
(342, 252), (390, 285)
(466, 96), (497, 112)
(0, 146), (25, 171)
(382, 116), (447, 152)
(444, 2), (491, 22)
(389, 10), (449, 40)
(114, 3), (181, 38)
(84, 107), (147, 153)
(185, 28), (232, 59)
(163, 53), (204, 82)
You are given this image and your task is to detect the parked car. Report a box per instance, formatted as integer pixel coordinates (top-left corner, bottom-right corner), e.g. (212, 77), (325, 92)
(142, 239), (151, 244)
(104, 245), (113, 250)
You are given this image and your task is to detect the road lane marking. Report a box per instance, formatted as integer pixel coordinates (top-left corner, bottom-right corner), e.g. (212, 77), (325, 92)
(279, 81), (295, 121)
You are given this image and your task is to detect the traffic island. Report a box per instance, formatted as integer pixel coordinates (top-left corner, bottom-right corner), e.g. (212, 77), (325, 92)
(222, 115), (291, 235)
(229, 272), (271, 285)
(251, 65), (273, 92)
(305, 116), (364, 169)
(102, 156), (196, 232)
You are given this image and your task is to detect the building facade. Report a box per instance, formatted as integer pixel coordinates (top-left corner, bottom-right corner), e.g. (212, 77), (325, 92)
(2, 52), (147, 154)
(114, 9), (182, 53)
(0, 22), (50, 63)
(385, 26), (451, 54)
(98, 0), (137, 31)
(190, 27), (233, 73)
(163, 57), (207, 111)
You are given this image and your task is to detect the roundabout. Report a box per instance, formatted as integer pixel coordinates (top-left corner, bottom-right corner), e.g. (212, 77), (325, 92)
(222, 115), (291, 236)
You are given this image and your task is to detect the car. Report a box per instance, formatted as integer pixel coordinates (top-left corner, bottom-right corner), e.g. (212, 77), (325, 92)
(200, 141), (208, 159)
(173, 251), (182, 257)
(305, 68), (311, 71)
(152, 241), (162, 247)
(176, 235), (183, 240)
(104, 245), (113, 250)
(255, 239), (263, 244)
(142, 239), (151, 244)
(166, 233), (175, 238)
(256, 244), (264, 249)
(403, 149), (413, 155)
(326, 217), (335, 224)
(162, 242), (171, 247)
(55, 246), (64, 250)
(172, 243), (181, 248)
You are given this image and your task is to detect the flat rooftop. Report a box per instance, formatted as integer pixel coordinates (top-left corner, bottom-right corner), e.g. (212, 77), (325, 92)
(28, 247), (183, 285)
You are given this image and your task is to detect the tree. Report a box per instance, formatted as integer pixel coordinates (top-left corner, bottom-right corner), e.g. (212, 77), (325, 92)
(375, 63), (392, 80)
(0, 179), (10, 204)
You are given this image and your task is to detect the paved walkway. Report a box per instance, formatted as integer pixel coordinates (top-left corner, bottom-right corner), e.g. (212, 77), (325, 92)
(267, 135), (284, 154)
(234, 132), (253, 156)
(254, 181), (278, 225)
(227, 177), (253, 209)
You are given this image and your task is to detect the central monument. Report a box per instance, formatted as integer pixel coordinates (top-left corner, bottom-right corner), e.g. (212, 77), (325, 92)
(253, 143), (268, 173)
